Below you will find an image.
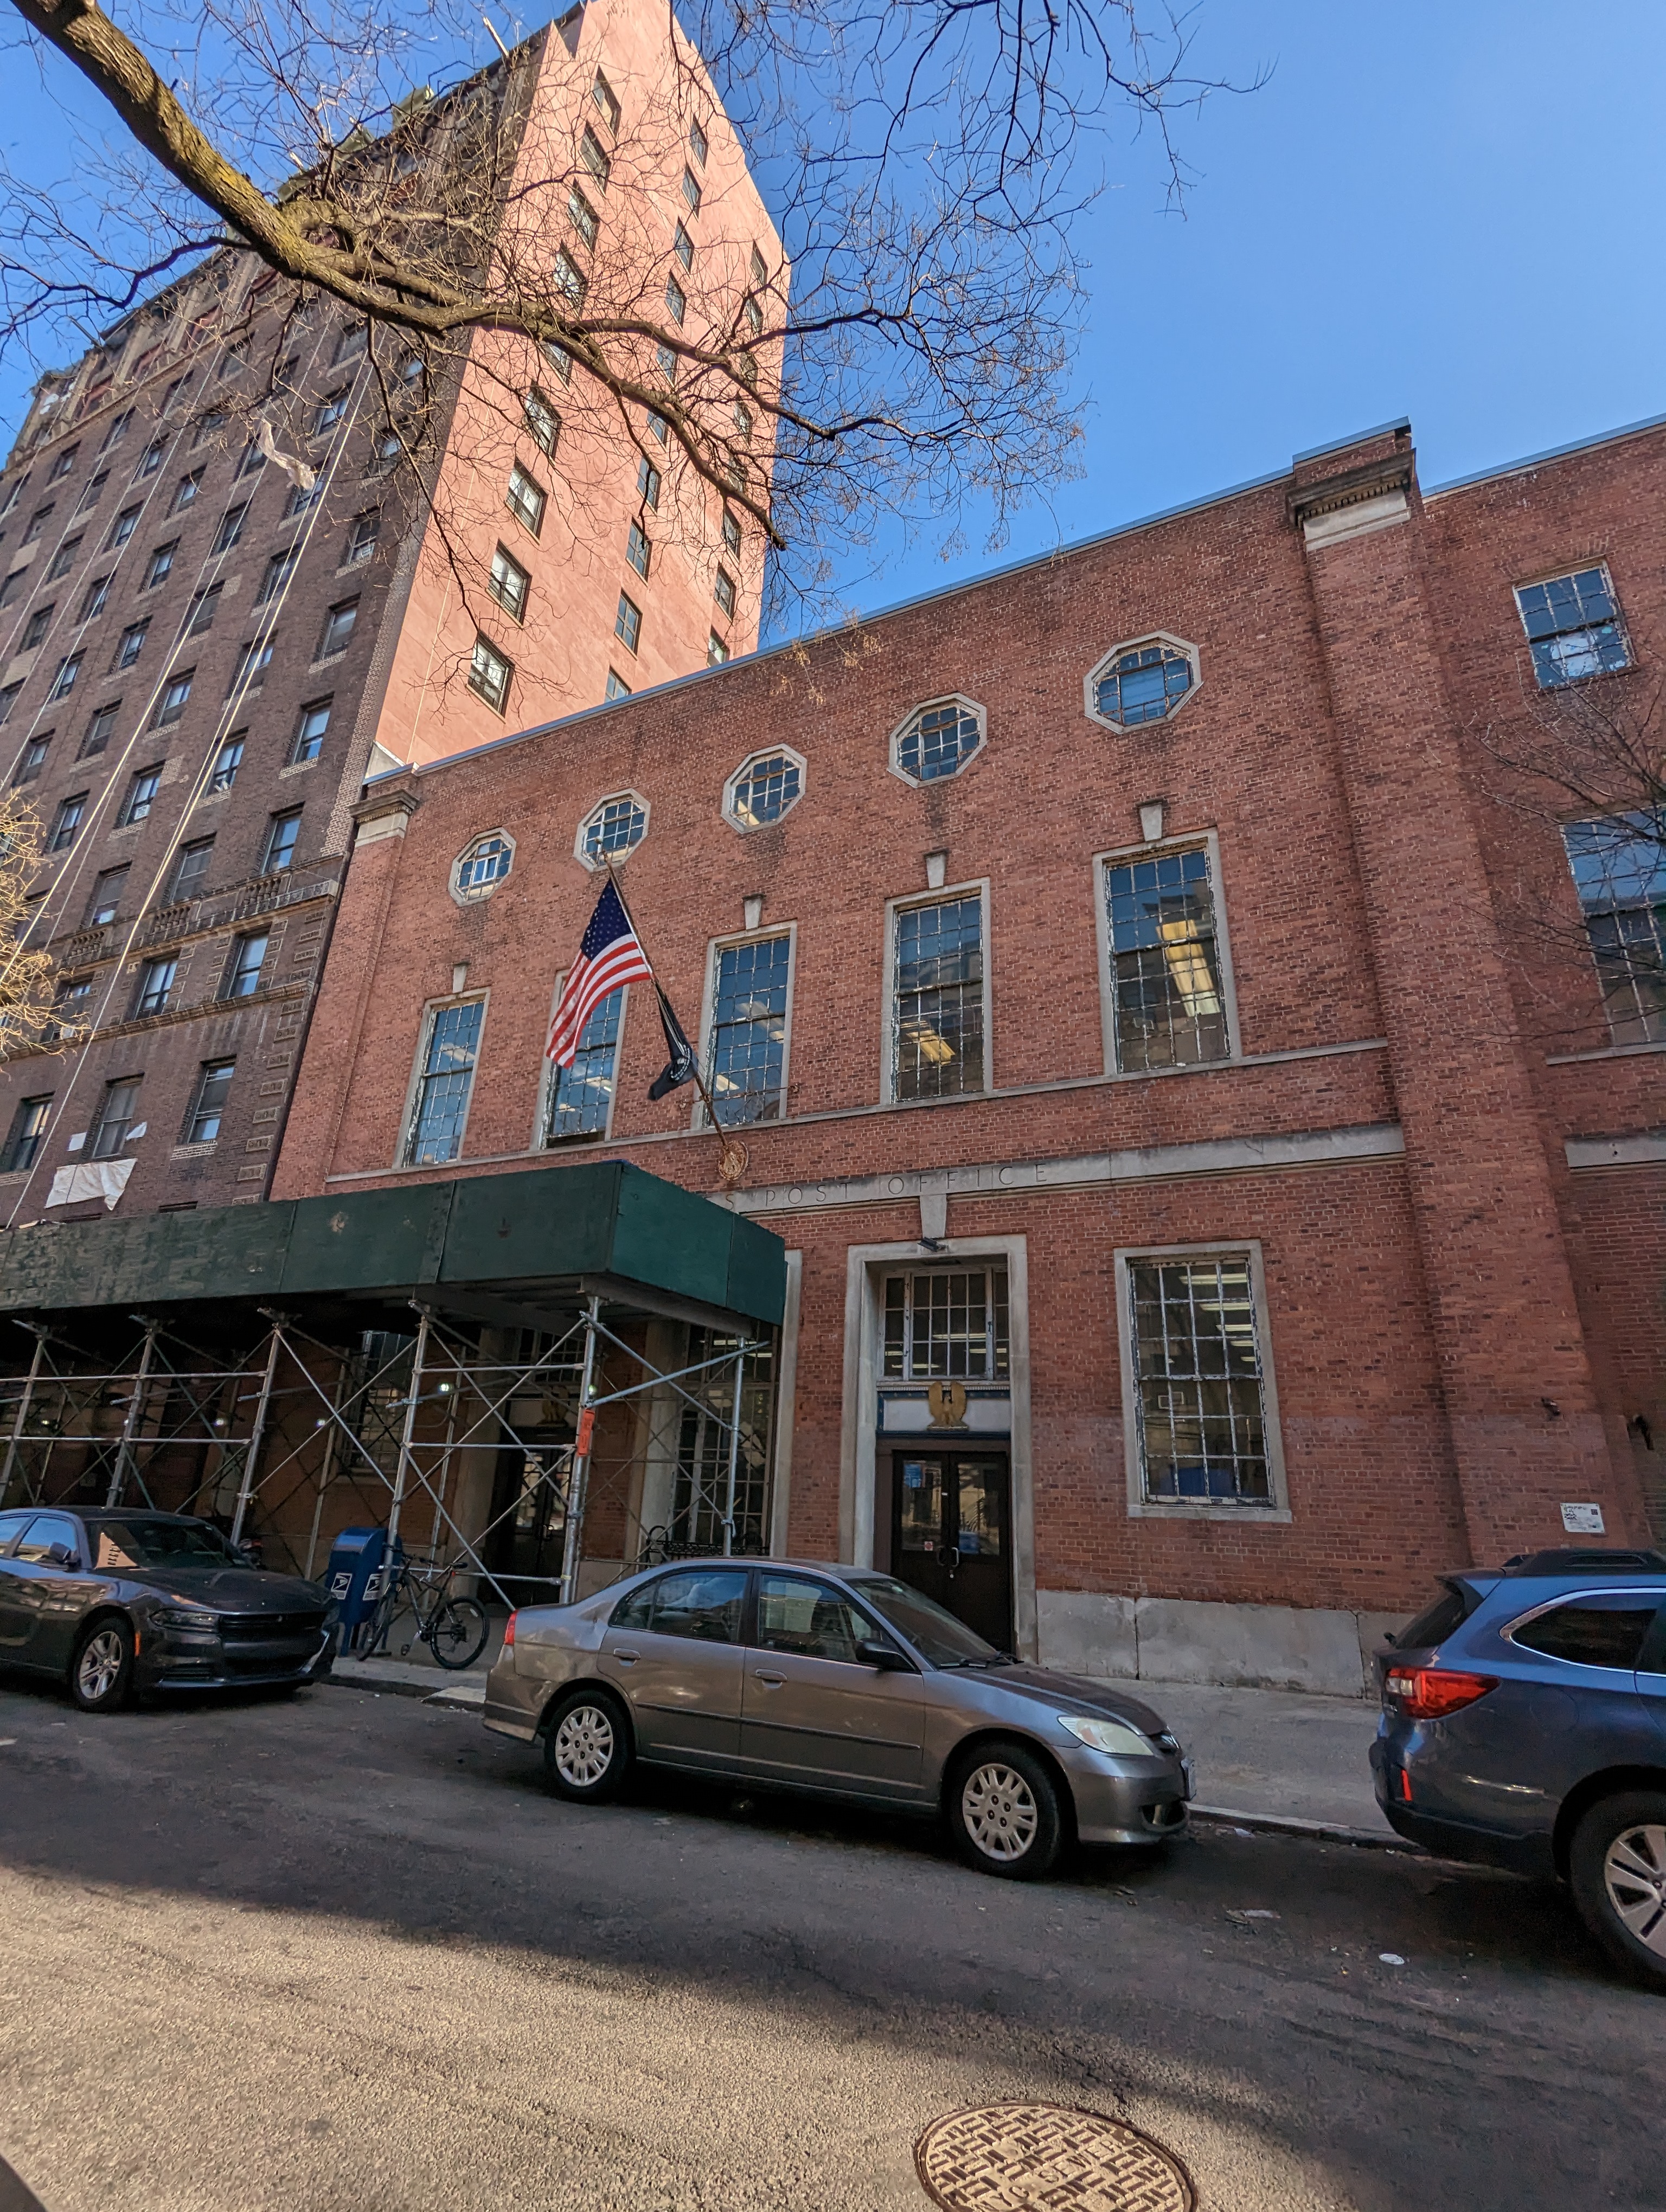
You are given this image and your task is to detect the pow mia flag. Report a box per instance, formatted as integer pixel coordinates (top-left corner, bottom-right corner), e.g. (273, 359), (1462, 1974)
(648, 983), (698, 1101)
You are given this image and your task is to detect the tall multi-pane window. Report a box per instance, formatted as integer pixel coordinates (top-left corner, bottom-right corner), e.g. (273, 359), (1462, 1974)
(184, 1058), (235, 1143)
(90, 1076), (142, 1159)
(12, 736), (49, 786)
(615, 593), (641, 653)
(1562, 814), (1665, 1044)
(522, 389), (560, 454)
(1126, 1252), (1273, 1506)
(256, 546), (300, 603)
(115, 621), (148, 669)
(1103, 845), (1229, 1072)
(155, 668), (193, 725)
(1515, 568), (1631, 689)
(546, 987), (622, 1143)
(883, 1268), (1010, 1380)
(1, 1095), (52, 1172)
(625, 523), (651, 579)
(405, 1000), (484, 1165)
(79, 574), (111, 621)
(317, 601), (358, 658)
(893, 894), (985, 1101)
(707, 935), (790, 1126)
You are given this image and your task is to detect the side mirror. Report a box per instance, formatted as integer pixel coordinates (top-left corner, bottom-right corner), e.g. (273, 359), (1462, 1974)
(45, 1544), (78, 1568)
(858, 1639), (911, 1671)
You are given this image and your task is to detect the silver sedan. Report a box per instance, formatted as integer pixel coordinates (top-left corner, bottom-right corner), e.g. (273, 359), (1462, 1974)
(483, 1558), (1192, 1879)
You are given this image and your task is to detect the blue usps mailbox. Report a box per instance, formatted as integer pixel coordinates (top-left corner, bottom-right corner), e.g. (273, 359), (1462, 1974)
(323, 1527), (402, 1651)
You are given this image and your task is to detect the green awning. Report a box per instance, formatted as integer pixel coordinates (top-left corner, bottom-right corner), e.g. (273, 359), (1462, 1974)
(0, 1162), (785, 1347)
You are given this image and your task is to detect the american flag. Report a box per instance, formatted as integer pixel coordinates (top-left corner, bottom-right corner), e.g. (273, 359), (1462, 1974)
(546, 878), (653, 1065)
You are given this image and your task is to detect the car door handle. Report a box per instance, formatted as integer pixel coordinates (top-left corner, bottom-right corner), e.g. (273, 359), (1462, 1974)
(752, 1670), (785, 1688)
(612, 1650), (639, 1666)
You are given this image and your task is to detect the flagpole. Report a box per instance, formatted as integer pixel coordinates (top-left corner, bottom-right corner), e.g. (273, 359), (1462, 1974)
(601, 858), (747, 1189)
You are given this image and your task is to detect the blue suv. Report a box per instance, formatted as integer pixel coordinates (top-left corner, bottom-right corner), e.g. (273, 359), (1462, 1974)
(1372, 1547), (1666, 1988)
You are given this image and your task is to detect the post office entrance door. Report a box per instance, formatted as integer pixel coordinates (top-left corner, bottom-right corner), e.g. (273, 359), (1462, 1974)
(891, 1452), (1013, 1652)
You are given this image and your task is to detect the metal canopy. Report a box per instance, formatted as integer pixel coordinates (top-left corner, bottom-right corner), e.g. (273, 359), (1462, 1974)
(0, 1161), (786, 1343)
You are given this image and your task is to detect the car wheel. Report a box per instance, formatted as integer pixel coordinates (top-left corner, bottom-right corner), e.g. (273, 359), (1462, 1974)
(1570, 1791), (1666, 1988)
(542, 1688), (633, 1804)
(949, 1739), (1066, 1880)
(70, 1619), (133, 1714)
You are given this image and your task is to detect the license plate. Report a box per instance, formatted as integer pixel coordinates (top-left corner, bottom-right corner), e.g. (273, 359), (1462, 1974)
(1181, 1757), (1195, 1801)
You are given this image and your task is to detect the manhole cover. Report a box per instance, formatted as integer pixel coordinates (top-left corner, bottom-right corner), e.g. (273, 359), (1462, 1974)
(914, 2102), (1194, 2212)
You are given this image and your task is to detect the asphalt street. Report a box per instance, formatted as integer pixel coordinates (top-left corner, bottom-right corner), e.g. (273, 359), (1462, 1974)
(0, 1676), (1661, 2212)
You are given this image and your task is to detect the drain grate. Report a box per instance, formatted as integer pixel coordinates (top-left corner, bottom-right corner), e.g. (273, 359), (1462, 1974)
(914, 2102), (1194, 2212)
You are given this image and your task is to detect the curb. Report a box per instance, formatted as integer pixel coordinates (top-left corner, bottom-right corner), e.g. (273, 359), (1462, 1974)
(318, 1668), (488, 1703)
(1189, 1803), (1415, 1853)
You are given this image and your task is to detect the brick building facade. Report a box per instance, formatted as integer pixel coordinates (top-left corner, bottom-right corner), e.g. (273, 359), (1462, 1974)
(50, 408), (1666, 1689)
(0, 0), (774, 1224)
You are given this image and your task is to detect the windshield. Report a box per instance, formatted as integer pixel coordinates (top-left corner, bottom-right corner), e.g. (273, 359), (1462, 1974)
(91, 1519), (241, 1572)
(849, 1574), (1006, 1667)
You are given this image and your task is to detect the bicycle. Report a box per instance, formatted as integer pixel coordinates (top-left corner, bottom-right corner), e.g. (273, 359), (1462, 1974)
(364, 1553), (490, 1671)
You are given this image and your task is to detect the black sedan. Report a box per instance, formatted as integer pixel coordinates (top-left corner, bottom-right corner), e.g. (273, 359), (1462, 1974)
(0, 1506), (335, 1712)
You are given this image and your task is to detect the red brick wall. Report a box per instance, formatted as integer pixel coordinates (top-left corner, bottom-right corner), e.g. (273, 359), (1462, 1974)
(272, 414), (1664, 1609)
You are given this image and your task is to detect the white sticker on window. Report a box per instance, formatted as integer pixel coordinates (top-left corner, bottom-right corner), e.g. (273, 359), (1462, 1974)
(1560, 1502), (1605, 1534)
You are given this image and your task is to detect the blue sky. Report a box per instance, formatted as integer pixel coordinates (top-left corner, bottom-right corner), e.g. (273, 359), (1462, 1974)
(830, 0), (1666, 622)
(4, 0), (1662, 628)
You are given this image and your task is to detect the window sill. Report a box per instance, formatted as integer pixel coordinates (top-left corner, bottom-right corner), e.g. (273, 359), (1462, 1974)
(279, 758), (319, 777)
(310, 648), (351, 670)
(1545, 1039), (1666, 1065)
(170, 1140), (217, 1159)
(1127, 1501), (1293, 1525)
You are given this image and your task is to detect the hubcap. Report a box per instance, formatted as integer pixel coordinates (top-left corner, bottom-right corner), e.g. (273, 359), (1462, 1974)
(77, 1629), (125, 1703)
(1604, 1822), (1666, 1955)
(963, 1762), (1039, 1861)
(554, 1705), (614, 1789)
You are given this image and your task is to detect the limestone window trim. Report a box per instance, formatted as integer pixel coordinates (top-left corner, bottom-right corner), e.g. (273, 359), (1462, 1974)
(691, 919), (798, 1133)
(395, 989), (489, 1171)
(1113, 1238), (1292, 1525)
(879, 876), (993, 1108)
(450, 828), (516, 908)
(574, 788), (650, 872)
(1083, 631), (1201, 734)
(1091, 827), (1243, 1076)
(838, 1233), (1036, 1658)
(886, 693), (988, 789)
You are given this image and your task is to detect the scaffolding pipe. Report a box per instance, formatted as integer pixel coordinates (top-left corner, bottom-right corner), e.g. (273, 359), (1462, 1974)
(302, 1354), (349, 1579)
(721, 1340), (746, 1556)
(385, 1309), (432, 1556)
(1, 1327), (48, 1506)
(106, 1324), (159, 1508)
(229, 1327), (285, 1544)
(558, 1297), (601, 1606)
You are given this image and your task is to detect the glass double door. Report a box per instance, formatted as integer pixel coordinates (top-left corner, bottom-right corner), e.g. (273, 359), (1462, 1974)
(892, 1451), (1013, 1653)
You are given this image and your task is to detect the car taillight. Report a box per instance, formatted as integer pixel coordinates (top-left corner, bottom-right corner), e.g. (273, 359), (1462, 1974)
(1385, 1667), (1496, 1720)
(503, 1611), (516, 1651)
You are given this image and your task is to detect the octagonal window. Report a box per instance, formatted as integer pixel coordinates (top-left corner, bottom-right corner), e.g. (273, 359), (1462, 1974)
(1088, 635), (1197, 730)
(726, 748), (804, 831)
(578, 789), (648, 867)
(892, 696), (984, 785)
(453, 831), (513, 902)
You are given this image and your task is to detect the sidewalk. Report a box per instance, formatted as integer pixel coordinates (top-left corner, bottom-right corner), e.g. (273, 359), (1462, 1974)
(1140, 1677), (1391, 1840)
(323, 1645), (1394, 1841)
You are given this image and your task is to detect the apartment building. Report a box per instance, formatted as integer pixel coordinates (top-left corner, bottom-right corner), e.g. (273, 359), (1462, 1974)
(252, 411), (1663, 1690)
(0, 0), (777, 1222)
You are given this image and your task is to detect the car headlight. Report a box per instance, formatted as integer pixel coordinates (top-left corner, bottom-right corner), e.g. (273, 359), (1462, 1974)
(1058, 1713), (1156, 1757)
(153, 1606), (218, 1632)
